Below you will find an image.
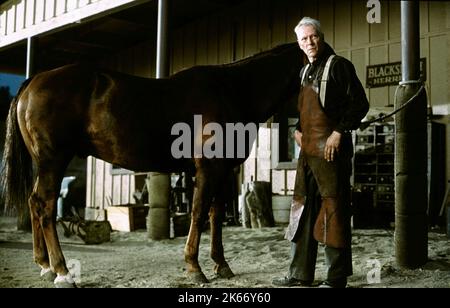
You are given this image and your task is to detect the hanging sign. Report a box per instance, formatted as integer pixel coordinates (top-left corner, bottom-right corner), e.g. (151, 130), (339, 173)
(366, 58), (426, 88)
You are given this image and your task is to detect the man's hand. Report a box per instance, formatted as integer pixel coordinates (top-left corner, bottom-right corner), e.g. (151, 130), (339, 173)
(324, 131), (342, 162)
(294, 130), (302, 147)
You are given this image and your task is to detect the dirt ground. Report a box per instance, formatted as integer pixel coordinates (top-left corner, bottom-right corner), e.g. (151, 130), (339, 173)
(0, 216), (449, 288)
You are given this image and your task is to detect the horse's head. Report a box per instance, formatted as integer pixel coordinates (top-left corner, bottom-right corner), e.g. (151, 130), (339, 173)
(253, 42), (306, 122)
(279, 42), (306, 104)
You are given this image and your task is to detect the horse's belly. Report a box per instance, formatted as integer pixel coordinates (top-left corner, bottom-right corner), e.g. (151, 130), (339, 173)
(112, 151), (190, 173)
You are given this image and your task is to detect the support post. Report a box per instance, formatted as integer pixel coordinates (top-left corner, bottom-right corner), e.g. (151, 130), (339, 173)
(147, 0), (171, 240)
(26, 36), (37, 78)
(156, 0), (169, 79)
(395, 1), (428, 268)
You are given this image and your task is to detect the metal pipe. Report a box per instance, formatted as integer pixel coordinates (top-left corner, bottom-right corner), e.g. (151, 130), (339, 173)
(26, 36), (36, 78)
(149, 0), (171, 240)
(156, 0), (169, 78)
(395, 1), (428, 269)
(401, 1), (420, 82)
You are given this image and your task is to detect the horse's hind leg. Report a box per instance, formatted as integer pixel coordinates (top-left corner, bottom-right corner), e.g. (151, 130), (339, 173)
(29, 186), (55, 282)
(30, 163), (75, 288)
(184, 166), (213, 283)
(209, 174), (234, 279)
(209, 202), (234, 279)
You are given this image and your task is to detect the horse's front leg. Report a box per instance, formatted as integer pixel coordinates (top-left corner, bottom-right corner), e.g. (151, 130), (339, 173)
(184, 169), (211, 283)
(209, 200), (234, 279)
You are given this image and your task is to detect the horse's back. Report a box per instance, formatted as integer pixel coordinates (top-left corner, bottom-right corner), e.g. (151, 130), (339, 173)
(17, 63), (254, 172)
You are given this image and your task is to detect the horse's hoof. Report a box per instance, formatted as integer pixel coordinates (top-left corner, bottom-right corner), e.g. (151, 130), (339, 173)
(215, 264), (235, 279)
(40, 268), (57, 282)
(55, 281), (77, 288)
(186, 271), (209, 284)
(54, 273), (77, 288)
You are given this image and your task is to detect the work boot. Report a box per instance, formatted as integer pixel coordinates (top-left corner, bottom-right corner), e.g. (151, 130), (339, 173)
(319, 277), (347, 288)
(272, 276), (312, 287)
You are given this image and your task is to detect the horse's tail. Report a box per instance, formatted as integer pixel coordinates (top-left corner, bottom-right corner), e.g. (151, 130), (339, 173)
(1, 78), (34, 220)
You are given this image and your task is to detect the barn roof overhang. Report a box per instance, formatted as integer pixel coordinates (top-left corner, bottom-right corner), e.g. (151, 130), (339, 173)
(0, 0), (245, 75)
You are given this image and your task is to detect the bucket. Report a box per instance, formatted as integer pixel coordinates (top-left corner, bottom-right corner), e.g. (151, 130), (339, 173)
(173, 213), (191, 237)
(272, 195), (291, 224)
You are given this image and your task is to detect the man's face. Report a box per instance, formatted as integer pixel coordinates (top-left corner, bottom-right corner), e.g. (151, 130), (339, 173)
(297, 25), (323, 62)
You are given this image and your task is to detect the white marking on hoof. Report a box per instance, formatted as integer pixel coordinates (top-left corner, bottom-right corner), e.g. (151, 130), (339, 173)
(54, 273), (76, 288)
(40, 267), (57, 282)
(40, 267), (52, 276)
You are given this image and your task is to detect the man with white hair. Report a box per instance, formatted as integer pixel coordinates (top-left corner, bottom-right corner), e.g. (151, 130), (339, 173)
(272, 17), (369, 288)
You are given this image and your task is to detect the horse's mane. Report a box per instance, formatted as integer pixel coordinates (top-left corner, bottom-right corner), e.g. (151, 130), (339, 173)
(223, 42), (298, 67)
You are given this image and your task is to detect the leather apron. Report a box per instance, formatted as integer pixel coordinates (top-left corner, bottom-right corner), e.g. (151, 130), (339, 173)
(285, 78), (348, 248)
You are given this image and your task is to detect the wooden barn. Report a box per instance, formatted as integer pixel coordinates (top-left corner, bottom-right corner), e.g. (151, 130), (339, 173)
(1, 0), (450, 290)
(0, 0), (449, 229)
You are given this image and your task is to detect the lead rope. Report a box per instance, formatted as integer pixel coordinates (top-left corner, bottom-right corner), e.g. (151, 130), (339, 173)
(359, 80), (425, 130)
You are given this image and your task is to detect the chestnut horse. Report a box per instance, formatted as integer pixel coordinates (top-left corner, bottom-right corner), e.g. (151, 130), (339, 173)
(1, 42), (303, 287)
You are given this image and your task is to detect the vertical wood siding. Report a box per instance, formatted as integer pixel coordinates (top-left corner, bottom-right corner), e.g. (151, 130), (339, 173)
(0, 0), (147, 48)
(0, 0), (98, 39)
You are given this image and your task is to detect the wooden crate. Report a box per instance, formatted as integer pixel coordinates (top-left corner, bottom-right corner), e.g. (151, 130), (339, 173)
(106, 205), (149, 232)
